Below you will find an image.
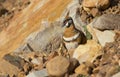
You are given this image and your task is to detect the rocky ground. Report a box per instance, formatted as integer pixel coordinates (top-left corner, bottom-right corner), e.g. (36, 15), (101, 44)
(79, 0), (120, 24)
(0, 0), (120, 77)
(0, 0), (30, 32)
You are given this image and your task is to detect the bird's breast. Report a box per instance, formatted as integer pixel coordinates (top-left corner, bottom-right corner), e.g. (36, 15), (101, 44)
(63, 34), (81, 50)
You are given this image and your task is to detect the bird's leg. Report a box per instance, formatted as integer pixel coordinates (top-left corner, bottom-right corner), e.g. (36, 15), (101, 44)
(58, 42), (69, 56)
(58, 41), (70, 59)
(61, 42), (71, 59)
(58, 43), (64, 56)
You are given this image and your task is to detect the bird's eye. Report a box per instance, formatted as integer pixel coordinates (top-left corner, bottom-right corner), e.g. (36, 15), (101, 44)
(62, 17), (73, 27)
(65, 22), (70, 27)
(62, 20), (70, 27)
(66, 20), (72, 27)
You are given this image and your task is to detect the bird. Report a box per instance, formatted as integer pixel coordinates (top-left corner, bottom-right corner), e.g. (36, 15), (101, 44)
(62, 16), (87, 51)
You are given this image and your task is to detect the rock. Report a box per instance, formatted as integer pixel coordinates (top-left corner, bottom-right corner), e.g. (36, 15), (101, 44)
(14, 44), (33, 54)
(87, 24), (115, 46)
(3, 54), (26, 69)
(102, 0), (120, 15)
(90, 8), (100, 17)
(83, 6), (91, 13)
(73, 40), (101, 63)
(91, 33), (120, 77)
(0, 74), (9, 77)
(75, 62), (94, 76)
(75, 64), (88, 75)
(14, 21), (64, 54)
(31, 57), (43, 65)
(119, 60), (120, 66)
(0, 4), (8, 16)
(79, 8), (89, 23)
(82, 0), (110, 10)
(26, 21), (64, 53)
(106, 66), (120, 77)
(18, 72), (25, 77)
(3, 54), (32, 75)
(69, 58), (79, 74)
(0, 59), (19, 76)
(46, 56), (70, 76)
(69, 74), (78, 77)
(1, 0), (30, 11)
(0, 0), (5, 2)
(26, 69), (48, 77)
(23, 62), (32, 74)
(112, 72), (120, 77)
(92, 14), (120, 31)
(94, 65), (119, 77)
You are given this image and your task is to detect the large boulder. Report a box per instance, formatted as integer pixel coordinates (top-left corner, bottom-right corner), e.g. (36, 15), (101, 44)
(73, 40), (102, 63)
(46, 56), (70, 76)
(27, 21), (64, 53)
(14, 21), (64, 54)
(91, 14), (120, 31)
